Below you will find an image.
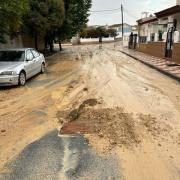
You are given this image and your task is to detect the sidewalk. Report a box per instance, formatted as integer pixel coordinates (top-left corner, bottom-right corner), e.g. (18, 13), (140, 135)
(120, 48), (180, 82)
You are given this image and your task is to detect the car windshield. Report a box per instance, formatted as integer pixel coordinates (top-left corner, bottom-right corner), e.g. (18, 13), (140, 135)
(0, 51), (25, 62)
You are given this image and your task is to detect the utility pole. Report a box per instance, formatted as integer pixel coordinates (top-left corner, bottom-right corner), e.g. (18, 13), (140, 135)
(121, 4), (124, 44)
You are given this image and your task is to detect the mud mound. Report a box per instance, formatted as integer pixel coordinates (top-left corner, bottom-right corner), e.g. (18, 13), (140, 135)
(68, 99), (98, 121)
(139, 114), (172, 138)
(79, 108), (140, 148)
(61, 107), (140, 148)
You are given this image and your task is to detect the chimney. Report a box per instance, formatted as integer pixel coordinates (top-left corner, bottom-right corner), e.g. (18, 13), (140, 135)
(177, 0), (180, 5)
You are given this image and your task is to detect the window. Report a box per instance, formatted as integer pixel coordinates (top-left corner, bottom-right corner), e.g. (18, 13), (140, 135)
(31, 49), (40, 58)
(173, 19), (177, 30)
(0, 51), (25, 62)
(139, 36), (147, 43)
(158, 31), (163, 41)
(150, 33), (155, 42)
(26, 50), (34, 61)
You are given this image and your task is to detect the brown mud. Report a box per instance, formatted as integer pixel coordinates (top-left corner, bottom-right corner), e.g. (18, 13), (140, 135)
(1, 43), (180, 180)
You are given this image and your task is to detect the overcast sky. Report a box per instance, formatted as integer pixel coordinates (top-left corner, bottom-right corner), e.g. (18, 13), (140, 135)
(88, 0), (176, 26)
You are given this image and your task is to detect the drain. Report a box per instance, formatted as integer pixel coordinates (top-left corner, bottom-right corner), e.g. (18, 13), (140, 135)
(60, 121), (93, 135)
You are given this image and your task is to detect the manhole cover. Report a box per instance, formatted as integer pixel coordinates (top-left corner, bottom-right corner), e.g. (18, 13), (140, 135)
(60, 121), (94, 134)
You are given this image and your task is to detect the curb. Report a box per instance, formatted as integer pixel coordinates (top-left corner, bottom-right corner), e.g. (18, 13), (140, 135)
(45, 51), (59, 59)
(120, 50), (180, 83)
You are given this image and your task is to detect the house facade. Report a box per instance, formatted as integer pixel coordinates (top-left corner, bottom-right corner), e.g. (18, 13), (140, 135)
(136, 0), (180, 64)
(109, 23), (133, 38)
(137, 16), (158, 43)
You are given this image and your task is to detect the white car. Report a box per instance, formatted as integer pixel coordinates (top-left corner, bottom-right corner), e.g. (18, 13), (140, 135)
(0, 48), (46, 86)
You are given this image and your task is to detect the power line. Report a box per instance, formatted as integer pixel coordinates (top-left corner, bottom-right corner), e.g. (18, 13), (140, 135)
(90, 6), (139, 21)
(123, 8), (139, 20)
(124, 8), (138, 19)
(90, 7), (121, 13)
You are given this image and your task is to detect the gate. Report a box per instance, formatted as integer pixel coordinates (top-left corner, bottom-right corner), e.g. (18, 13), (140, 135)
(165, 27), (175, 58)
(128, 33), (137, 49)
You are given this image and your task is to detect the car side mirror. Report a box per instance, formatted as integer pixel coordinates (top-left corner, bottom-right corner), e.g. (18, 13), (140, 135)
(26, 57), (32, 62)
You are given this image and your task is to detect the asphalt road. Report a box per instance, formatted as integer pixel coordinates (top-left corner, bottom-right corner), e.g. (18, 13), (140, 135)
(0, 130), (121, 180)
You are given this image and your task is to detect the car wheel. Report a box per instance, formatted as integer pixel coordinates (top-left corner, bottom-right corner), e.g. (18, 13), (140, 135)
(19, 71), (26, 86)
(41, 63), (45, 74)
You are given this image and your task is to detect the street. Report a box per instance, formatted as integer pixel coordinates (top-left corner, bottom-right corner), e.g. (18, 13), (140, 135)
(0, 43), (180, 180)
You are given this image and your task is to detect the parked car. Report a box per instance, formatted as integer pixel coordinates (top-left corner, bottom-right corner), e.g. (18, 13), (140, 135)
(0, 48), (46, 86)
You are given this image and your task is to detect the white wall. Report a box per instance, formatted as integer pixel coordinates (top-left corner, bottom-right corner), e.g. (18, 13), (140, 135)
(80, 37), (115, 43)
(174, 13), (180, 31)
(139, 22), (158, 37)
(80, 38), (99, 43)
(139, 24), (149, 36)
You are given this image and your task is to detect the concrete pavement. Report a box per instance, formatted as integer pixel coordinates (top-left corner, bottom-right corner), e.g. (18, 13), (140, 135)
(120, 48), (180, 82)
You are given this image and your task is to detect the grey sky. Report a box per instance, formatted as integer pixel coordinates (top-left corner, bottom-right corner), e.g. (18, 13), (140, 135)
(88, 0), (176, 26)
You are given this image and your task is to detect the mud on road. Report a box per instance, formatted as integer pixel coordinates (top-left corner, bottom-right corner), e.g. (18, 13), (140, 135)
(0, 43), (180, 180)
(58, 43), (180, 180)
(0, 47), (82, 172)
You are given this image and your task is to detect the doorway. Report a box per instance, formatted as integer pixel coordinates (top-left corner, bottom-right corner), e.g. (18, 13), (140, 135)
(165, 27), (174, 58)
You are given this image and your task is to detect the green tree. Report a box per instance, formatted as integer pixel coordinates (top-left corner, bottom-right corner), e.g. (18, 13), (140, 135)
(55, 0), (92, 50)
(96, 27), (107, 42)
(107, 28), (117, 38)
(44, 0), (65, 51)
(80, 27), (117, 42)
(0, 0), (29, 43)
(23, 0), (64, 51)
(80, 28), (99, 38)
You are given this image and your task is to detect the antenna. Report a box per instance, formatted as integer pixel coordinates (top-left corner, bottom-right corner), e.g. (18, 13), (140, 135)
(141, 12), (149, 18)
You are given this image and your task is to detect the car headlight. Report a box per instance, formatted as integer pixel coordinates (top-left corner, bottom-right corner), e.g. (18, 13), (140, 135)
(0, 71), (17, 75)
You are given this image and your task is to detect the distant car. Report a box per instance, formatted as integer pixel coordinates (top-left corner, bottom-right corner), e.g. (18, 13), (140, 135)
(0, 48), (46, 86)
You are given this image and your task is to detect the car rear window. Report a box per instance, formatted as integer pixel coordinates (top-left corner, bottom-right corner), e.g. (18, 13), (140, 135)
(0, 51), (25, 62)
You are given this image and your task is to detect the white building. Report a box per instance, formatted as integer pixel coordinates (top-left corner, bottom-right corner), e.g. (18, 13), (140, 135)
(138, 0), (180, 43)
(136, 0), (180, 63)
(137, 16), (158, 43)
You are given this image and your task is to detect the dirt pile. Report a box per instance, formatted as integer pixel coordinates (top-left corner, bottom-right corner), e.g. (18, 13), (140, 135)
(58, 100), (176, 150)
(78, 107), (140, 148)
(139, 114), (173, 140)
(59, 105), (140, 148)
(68, 99), (98, 121)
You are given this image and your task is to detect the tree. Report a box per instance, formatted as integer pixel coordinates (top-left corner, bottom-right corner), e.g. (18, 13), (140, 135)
(80, 27), (117, 42)
(44, 0), (65, 51)
(80, 28), (99, 38)
(0, 0), (29, 43)
(23, 1), (48, 50)
(107, 28), (117, 38)
(96, 27), (107, 42)
(55, 0), (92, 50)
(23, 0), (64, 51)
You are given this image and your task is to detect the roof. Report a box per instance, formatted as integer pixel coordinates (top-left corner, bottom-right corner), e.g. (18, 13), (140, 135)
(137, 16), (158, 25)
(155, 5), (180, 18)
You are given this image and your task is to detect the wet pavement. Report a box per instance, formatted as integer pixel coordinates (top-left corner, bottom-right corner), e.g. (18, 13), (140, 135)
(0, 130), (121, 180)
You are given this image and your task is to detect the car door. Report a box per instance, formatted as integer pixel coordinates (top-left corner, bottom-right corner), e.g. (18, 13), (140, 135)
(31, 49), (42, 73)
(24, 50), (36, 78)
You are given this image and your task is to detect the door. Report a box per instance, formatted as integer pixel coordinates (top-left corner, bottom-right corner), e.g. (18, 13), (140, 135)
(31, 49), (42, 73)
(133, 34), (137, 49)
(24, 50), (36, 78)
(165, 27), (174, 58)
(128, 33), (133, 49)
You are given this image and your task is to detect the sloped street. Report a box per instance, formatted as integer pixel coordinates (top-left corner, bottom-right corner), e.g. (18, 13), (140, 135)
(0, 43), (180, 180)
